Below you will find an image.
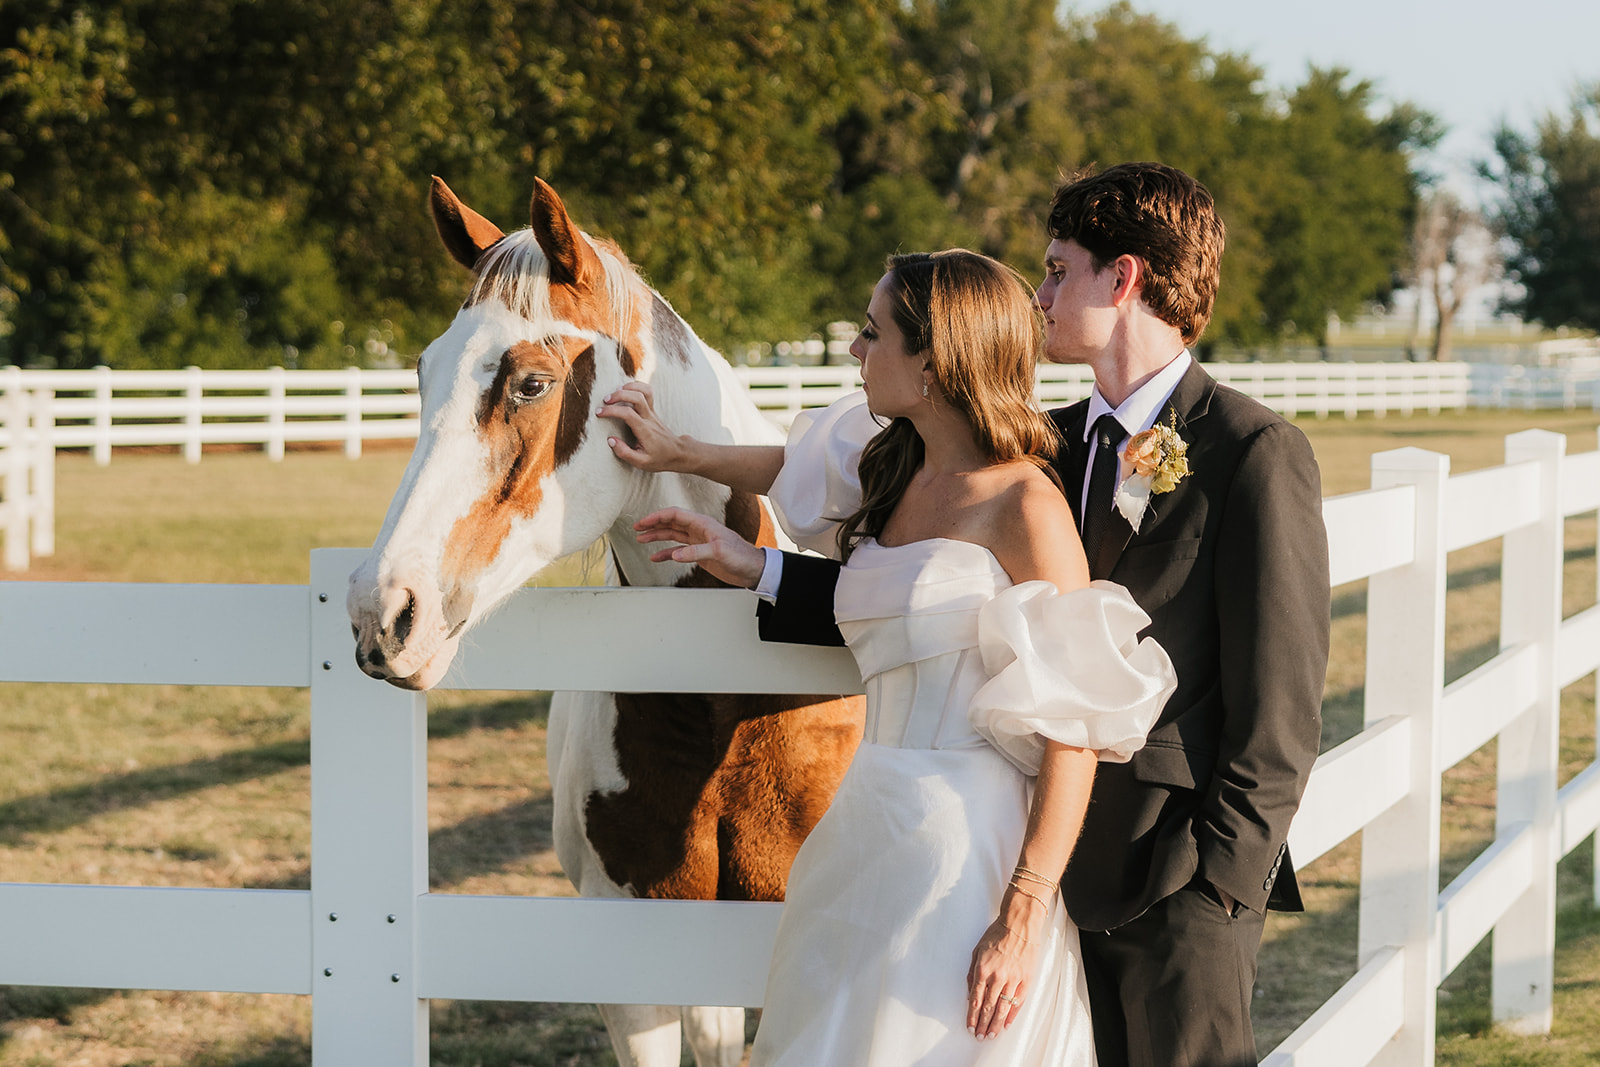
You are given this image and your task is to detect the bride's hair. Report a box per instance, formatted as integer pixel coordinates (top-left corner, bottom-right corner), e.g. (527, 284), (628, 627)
(838, 250), (1060, 560)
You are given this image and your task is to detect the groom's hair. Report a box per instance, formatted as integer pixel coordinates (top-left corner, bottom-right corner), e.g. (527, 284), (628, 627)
(1047, 162), (1225, 345)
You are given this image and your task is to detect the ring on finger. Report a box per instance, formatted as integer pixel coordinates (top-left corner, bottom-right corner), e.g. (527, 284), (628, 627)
(997, 993), (1018, 1005)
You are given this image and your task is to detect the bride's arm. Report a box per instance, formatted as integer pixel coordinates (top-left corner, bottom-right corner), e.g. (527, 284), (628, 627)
(967, 469), (1095, 1041)
(967, 743), (1096, 1041)
(600, 381), (785, 494)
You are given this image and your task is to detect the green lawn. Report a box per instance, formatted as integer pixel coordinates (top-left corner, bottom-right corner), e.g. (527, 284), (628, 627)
(2, 410), (1600, 1065)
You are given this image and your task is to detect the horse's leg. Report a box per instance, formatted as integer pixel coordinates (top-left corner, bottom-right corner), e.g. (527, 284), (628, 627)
(553, 693), (692, 1064)
(681, 1005), (746, 1067)
(597, 1003), (683, 1067)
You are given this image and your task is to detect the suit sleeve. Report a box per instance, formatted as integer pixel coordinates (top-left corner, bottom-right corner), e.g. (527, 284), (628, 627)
(1200, 421), (1330, 912)
(755, 551), (847, 646)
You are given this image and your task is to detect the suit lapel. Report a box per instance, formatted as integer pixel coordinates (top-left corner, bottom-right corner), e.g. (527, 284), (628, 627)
(1095, 362), (1216, 579)
(1051, 403), (1090, 530)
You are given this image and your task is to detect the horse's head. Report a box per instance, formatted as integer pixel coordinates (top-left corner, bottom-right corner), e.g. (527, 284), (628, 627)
(347, 177), (726, 689)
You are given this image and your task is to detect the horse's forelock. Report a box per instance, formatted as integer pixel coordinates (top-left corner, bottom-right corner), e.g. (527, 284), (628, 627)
(468, 230), (639, 352)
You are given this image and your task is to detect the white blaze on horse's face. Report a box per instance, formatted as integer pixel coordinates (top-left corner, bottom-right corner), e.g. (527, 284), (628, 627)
(347, 178), (652, 689)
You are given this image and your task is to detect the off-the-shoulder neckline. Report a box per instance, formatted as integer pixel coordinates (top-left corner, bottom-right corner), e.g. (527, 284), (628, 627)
(860, 536), (1004, 566)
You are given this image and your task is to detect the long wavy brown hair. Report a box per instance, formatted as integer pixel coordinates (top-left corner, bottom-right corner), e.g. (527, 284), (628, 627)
(838, 250), (1060, 560)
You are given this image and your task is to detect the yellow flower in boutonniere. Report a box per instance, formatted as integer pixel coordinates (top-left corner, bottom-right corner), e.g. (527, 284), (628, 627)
(1115, 413), (1189, 532)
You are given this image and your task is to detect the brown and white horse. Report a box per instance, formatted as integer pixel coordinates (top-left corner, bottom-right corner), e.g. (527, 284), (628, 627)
(346, 178), (861, 1066)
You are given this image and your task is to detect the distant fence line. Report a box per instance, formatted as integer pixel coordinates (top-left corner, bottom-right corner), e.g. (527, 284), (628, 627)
(1, 359), (1599, 570)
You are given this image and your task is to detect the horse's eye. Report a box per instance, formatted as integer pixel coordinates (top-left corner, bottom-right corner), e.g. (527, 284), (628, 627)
(510, 376), (555, 404)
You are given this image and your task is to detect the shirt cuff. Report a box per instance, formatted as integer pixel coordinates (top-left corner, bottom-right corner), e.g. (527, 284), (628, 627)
(753, 547), (784, 603)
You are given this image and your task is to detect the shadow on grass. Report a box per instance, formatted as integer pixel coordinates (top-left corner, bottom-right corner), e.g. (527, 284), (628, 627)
(1436, 839), (1600, 1065)
(0, 694), (549, 844)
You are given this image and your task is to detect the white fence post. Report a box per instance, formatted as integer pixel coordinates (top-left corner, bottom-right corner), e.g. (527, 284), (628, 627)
(93, 364), (114, 465)
(268, 366), (287, 462)
(308, 550), (428, 1062)
(1492, 430), (1564, 1033)
(344, 367), (363, 460)
(2, 373), (27, 571)
(184, 365), (204, 464)
(31, 389), (54, 557)
(1361, 447), (1449, 1066)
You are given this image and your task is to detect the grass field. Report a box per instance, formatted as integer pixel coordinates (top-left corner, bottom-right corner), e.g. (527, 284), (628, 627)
(4, 408), (1600, 1065)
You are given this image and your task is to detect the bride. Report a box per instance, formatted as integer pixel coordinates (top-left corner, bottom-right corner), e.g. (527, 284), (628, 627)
(613, 250), (1175, 1065)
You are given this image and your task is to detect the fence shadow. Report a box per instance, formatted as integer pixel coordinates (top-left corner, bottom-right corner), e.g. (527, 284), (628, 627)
(0, 693), (547, 845)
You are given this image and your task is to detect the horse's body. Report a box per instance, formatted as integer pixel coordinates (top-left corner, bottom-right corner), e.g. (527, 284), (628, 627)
(346, 178), (861, 1066)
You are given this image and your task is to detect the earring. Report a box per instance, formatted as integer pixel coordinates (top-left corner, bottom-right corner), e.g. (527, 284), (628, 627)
(922, 382), (930, 398)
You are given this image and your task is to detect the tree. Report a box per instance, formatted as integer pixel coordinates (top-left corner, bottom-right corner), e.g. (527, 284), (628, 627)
(1405, 189), (1499, 361)
(1485, 84), (1600, 333)
(1, 0), (1443, 366)
(1252, 70), (1436, 348)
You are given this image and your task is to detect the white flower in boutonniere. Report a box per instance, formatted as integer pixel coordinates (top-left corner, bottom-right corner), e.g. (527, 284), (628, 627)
(1115, 414), (1190, 533)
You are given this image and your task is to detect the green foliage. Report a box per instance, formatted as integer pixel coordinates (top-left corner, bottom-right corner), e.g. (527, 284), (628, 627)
(1485, 84), (1600, 333)
(0, 0), (1436, 367)
(1253, 69), (1433, 345)
(83, 187), (348, 369)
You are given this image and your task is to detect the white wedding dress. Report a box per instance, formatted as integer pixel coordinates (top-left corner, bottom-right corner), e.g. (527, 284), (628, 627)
(748, 395), (1176, 1067)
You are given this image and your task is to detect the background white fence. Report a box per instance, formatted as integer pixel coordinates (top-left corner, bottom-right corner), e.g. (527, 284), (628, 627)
(2, 430), (1600, 1063)
(0, 360), (1501, 570)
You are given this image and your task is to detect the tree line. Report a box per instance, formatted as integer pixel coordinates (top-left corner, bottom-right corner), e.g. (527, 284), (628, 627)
(0, 0), (1508, 370)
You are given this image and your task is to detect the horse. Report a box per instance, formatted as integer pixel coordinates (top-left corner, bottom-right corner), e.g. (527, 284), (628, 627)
(346, 177), (863, 1067)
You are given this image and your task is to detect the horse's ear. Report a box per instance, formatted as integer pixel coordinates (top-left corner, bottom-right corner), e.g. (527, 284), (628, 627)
(530, 177), (600, 289)
(431, 176), (506, 270)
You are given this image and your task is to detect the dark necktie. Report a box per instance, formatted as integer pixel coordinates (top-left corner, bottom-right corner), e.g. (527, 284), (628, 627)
(1082, 413), (1130, 577)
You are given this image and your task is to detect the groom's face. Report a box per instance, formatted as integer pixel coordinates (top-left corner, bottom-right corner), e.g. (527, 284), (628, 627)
(1036, 239), (1118, 365)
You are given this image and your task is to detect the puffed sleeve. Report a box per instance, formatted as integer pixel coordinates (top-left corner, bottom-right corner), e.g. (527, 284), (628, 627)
(969, 580), (1176, 774)
(767, 391), (880, 558)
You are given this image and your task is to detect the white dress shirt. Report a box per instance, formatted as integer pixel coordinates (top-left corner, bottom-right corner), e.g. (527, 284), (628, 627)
(1079, 350), (1192, 529)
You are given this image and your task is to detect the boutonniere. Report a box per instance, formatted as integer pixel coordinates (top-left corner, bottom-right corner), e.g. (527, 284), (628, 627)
(1115, 413), (1189, 533)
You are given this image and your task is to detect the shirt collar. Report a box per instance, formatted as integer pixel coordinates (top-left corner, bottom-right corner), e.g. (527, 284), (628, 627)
(1082, 350), (1193, 442)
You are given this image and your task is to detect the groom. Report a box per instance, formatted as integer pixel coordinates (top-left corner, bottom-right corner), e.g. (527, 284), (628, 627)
(757, 163), (1330, 1066)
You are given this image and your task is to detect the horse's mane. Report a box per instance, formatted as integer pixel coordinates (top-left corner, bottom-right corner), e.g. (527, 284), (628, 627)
(469, 229), (640, 337)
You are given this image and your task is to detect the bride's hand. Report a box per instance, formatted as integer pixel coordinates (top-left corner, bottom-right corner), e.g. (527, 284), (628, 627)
(600, 381), (695, 473)
(634, 507), (766, 588)
(965, 910), (1037, 1040)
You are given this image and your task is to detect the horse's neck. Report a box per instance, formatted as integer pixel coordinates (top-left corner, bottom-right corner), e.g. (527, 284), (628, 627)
(605, 335), (779, 589)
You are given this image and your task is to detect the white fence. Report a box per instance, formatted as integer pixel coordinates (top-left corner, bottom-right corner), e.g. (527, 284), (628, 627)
(0, 382), (53, 570)
(3, 430), (1600, 1063)
(734, 361), (1481, 424)
(0, 360), (1594, 571)
(0, 360), (1509, 569)
(0, 365), (418, 465)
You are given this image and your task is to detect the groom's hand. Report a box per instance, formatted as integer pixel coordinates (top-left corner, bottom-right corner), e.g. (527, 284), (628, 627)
(634, 507), (766, 589)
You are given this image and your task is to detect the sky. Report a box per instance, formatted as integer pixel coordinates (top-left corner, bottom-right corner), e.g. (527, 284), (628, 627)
(1101, 0), (1600, 195)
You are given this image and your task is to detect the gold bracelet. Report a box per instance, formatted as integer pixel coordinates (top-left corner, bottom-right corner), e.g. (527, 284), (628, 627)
(1007, 880), (1052, 913)
(1012, 865), (1059, 890)
(997, 919), (1031, 945)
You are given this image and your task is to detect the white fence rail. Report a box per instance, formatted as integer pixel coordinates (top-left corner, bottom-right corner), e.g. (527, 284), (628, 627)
(2, 430), (1600, 1062)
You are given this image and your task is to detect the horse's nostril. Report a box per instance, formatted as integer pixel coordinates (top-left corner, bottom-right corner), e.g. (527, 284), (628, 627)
(390, 591), (416, 646)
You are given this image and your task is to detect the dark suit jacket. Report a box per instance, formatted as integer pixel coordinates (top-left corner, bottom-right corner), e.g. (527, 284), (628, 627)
(757, 362), (1331, 933)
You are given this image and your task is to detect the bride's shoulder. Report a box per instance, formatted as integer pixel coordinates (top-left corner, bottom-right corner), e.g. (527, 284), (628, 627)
(981, 459), (1071, 515)
(975, 461), (1084, 587)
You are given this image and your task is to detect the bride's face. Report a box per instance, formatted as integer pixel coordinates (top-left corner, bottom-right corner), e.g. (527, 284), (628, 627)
(849, 272), (928, 420)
